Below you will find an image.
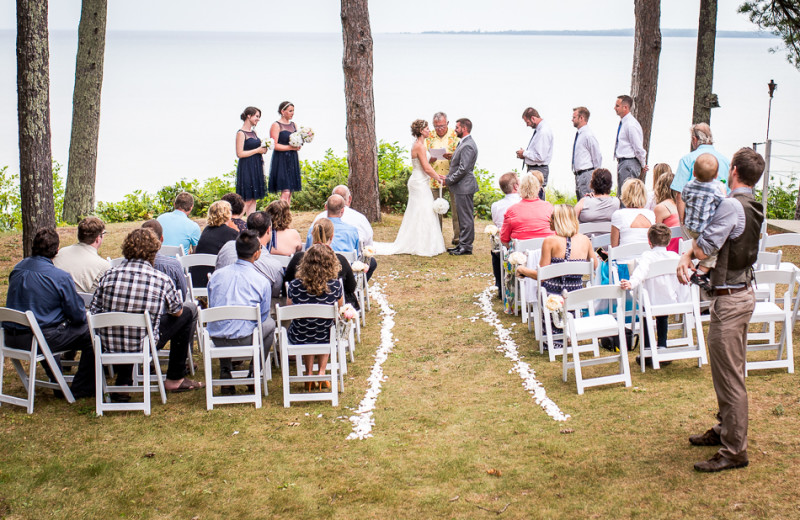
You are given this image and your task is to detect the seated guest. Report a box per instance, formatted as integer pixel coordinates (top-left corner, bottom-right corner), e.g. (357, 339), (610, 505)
(499, 172), (554, 247)
(489, 172), (520, 296)
(311, 185), (374, 247)
(53, 216), (110, 293)
(157, 191), (201, 254)
(91, 229), (203, 393)
(222, 192), (247, 232)
(652, 172), (681, 253)
(266, 200), (303, 256)
(192, 200), (239, 288)
(216, 211), (284, 298)
(285, 218), (359, 309)
(207, 230), (276, 394)
(611, 178), (655, 248)
(286, 244), (344, 392)
(5, 228), (96, 399)
(574, 168), (621, 225)
(142, 219), (189, 300)
(646, 162), (673, 210)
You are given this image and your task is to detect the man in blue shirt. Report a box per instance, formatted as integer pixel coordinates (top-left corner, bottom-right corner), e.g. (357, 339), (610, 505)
(5, 229), (96, 398)
(671, 123), (730, 208)
(207, 230), (276, 393)
(157, 192), (201, 254)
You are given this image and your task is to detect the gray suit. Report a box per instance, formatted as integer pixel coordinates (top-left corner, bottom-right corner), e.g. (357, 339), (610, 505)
(445, 134), (478, 251)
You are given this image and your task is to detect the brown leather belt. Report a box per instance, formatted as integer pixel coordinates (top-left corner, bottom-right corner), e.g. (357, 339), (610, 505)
(711, 286), (749, 297)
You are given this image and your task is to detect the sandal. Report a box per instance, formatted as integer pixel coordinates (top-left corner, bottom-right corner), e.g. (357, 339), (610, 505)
(168, 378), (204, 393)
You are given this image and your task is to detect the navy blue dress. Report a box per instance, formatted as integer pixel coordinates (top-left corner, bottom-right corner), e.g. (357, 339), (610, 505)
(268, 121), (302, 193)
(236, 130), (266, 200)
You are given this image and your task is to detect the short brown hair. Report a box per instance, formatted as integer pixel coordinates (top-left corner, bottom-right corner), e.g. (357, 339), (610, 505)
(573, 106), (590, 121)
(297, 244), (340, 297)
(620, 178), (647, 209)
(174, 192), (194, 212)
(325, 194), (346, 217)
(522, 107), (539, 120)
(498, 172), (518, 195)
(731, 147), (765, 187)
(141, 219), (163, 240)
(32, 228), (59, 258)
(77, 217), (105, 244)
(410, 119), (428, 138)
(617, 95), (633, 108)
(647, 223), (672, 247)
(590, 168), (613, 195)
(693, 153), (719, 183)
(267, 200), (292, 231)
(122, 228), (160, 264)
(456, 118), (472, 133)
(221, 192), (245, 216)
(207, 200), (232, 227)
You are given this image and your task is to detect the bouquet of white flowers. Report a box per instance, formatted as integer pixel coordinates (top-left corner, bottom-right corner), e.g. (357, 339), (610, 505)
(262, 137), (275, 151)
(299, 126), (314, 143)
(351, 260), (370, 273)
(484, 224), (499, 236)
(432, 197), (450, 215)
(544, 294), (565, 328)
(288, 132), (304, 148)
(507, 251), (527, 266)
(361, 245), (376, 258)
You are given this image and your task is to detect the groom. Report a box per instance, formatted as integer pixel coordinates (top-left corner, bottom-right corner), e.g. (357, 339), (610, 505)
(444, 118), (478, 256)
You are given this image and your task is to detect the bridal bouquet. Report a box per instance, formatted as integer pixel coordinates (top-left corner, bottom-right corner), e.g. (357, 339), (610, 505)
(299, 126), (314, 143)
(432, 197), (450, 215)
(507, 251), (527, 266)
(351, 260), (370, 273)
(262, 137), (275, 151)
(362, 245), (376, 258)
(288, 132), (305, 148)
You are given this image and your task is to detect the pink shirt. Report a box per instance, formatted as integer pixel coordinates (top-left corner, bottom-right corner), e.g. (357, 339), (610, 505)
(500, 198), (555, 243)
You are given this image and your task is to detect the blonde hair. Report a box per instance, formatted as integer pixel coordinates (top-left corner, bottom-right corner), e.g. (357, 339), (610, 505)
(312, 218), (335, 245)
(551, 204), (579, 238)
(654, 172), (676, 204)
(207, 200), (232, 227)
(652, 163), (672, 190)
(620, 178), (647, 209)
(519, 172), (542, 200)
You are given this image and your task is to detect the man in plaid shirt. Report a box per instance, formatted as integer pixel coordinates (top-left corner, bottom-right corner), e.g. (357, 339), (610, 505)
(91, 229), (203, 393)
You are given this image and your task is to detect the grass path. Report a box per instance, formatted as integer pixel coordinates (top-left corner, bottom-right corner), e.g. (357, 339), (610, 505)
(1, 215), (799, 519)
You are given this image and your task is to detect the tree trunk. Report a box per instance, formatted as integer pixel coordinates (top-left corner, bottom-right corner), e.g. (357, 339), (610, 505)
(63, 0), (107, 224)
(692, 0), (717, 125)
(630, 0), (662, 159)
(17, 0), (55, 257)
(341, 0), (380, 222)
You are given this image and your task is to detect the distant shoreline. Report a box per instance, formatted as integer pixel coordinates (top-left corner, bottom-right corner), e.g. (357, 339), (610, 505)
(420, 29), (776, 39)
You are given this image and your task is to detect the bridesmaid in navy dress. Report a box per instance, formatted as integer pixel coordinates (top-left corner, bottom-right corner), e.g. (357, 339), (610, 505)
(235, 106), (267, 216)
(268, 101), (302, 205)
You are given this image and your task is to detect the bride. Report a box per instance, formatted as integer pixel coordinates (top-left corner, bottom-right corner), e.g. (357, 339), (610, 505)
(375, 119), (447, 256)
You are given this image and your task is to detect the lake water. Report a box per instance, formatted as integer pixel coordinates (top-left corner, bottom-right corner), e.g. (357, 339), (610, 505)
(1, 30), (798, 201)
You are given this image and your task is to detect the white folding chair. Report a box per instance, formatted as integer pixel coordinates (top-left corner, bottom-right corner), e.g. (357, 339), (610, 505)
(107, 257), (125, 268)
(77, 292), (94, 307)
(159, 244), (185, 258)
(512, 237), (545, 317)
(562, 285), (632, 395)
(754, 250), (783, 301)
(199, 305), (267, 410)
(761, 234), (800, 326)
(335, 250), (367, 329)
(634, 258), (707, 371)
(591, 233), (611, 250)
(275, 303), (340, 407)
(519, 249), (542, 337)
(669, 226), (685, 239)
(87, 311), (167, 416)
(578, 222), (612, 236)
(608, 242), (651, 341)
(179, 253), (218, 300)
(0, 309), (76, 413)
(746, 269), (795, 375)
(271, 254), (293, 269)
(538, 261), (595, 362)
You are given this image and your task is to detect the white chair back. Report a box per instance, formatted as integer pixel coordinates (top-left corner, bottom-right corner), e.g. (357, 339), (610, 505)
(513, 237), (545, 252)
(746, 269), (796, 375)
(607, 242), (651, 283)
(271, 254), (293, 269)
(578, 222), (612, 236)
(591, 233), (611, 250)
(108, 257), (125, 268)
(762, 232), (800, 249)
(537, 261), (595, 362)
(159, 244), (185, 258)
(669, 226), (685, 239)
(756, 250), (782, 271)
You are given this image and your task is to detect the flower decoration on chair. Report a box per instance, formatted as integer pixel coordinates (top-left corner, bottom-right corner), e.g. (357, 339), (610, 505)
(299, 126), (314, 143)
(484, 224), (499, 236)
(484, 224), (500, 250)
(339, 303), (358, 322)
(544, 294), (565, 329)
(507, 251), (527, 266)
(361, 245), (376, 258)
(351, 261), (370, 274)
(432, 197), (450, 215)
(262, 137), (275, 151)
(288, 132), (305, 148)
(337, 304), (357, 342)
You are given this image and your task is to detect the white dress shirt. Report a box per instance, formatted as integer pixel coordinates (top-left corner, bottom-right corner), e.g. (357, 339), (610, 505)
(312, 206), (374, 246)
(572, 125), (603, 172)
(491, 193), (522, 230)
(523, 119), (554, 166)
(614, 113), (646, 166)
(626, 247), (689, 306)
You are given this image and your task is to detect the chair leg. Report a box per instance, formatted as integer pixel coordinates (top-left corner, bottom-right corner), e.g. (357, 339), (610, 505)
(26, 350), (37, 414)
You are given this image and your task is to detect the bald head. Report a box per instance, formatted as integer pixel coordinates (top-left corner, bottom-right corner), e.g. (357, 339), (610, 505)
(326, 194), (346, 217)
(693, 153), (719, 183)
(332, 185), (351, 205)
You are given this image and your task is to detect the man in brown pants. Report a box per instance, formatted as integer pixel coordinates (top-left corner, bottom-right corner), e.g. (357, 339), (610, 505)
(677, 147), (765, 472)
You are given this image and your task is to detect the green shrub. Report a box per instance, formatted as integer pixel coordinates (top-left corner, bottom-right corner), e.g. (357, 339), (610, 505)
(756, 176), (798, 220)
(0, 161), (64, 231)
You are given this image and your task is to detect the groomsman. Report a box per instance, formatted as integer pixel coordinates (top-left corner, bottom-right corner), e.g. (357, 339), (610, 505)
(571, 106), (603, 200)
(613, 95), (648, 189)
(427, 112), (461, 245)
(516, 107), (552, 200)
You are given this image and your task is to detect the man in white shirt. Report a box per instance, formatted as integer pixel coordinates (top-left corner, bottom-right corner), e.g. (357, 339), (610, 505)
(571, 106), (603, 200)
(516, 107), (553, 200)
(490, 172), (521, 296)
(613, 95), (648, 190)
(53, 216), (110, 293)
(311, 185), (373, 247)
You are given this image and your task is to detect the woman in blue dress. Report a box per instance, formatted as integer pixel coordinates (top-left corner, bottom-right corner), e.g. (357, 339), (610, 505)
(268, 101), (302, 205)
(235, 106), (267, 216)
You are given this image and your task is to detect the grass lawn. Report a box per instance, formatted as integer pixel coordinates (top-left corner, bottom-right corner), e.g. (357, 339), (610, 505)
(1, 214), (799, 519)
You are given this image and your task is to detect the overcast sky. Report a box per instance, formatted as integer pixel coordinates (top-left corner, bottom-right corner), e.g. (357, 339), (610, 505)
(1, 0), (759, 33)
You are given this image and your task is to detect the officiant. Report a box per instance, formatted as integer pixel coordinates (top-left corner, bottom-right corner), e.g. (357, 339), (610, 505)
(427, 111), (461, 247)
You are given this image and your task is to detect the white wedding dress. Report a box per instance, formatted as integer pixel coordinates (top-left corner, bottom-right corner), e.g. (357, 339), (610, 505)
(374, 156), (446, 256)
